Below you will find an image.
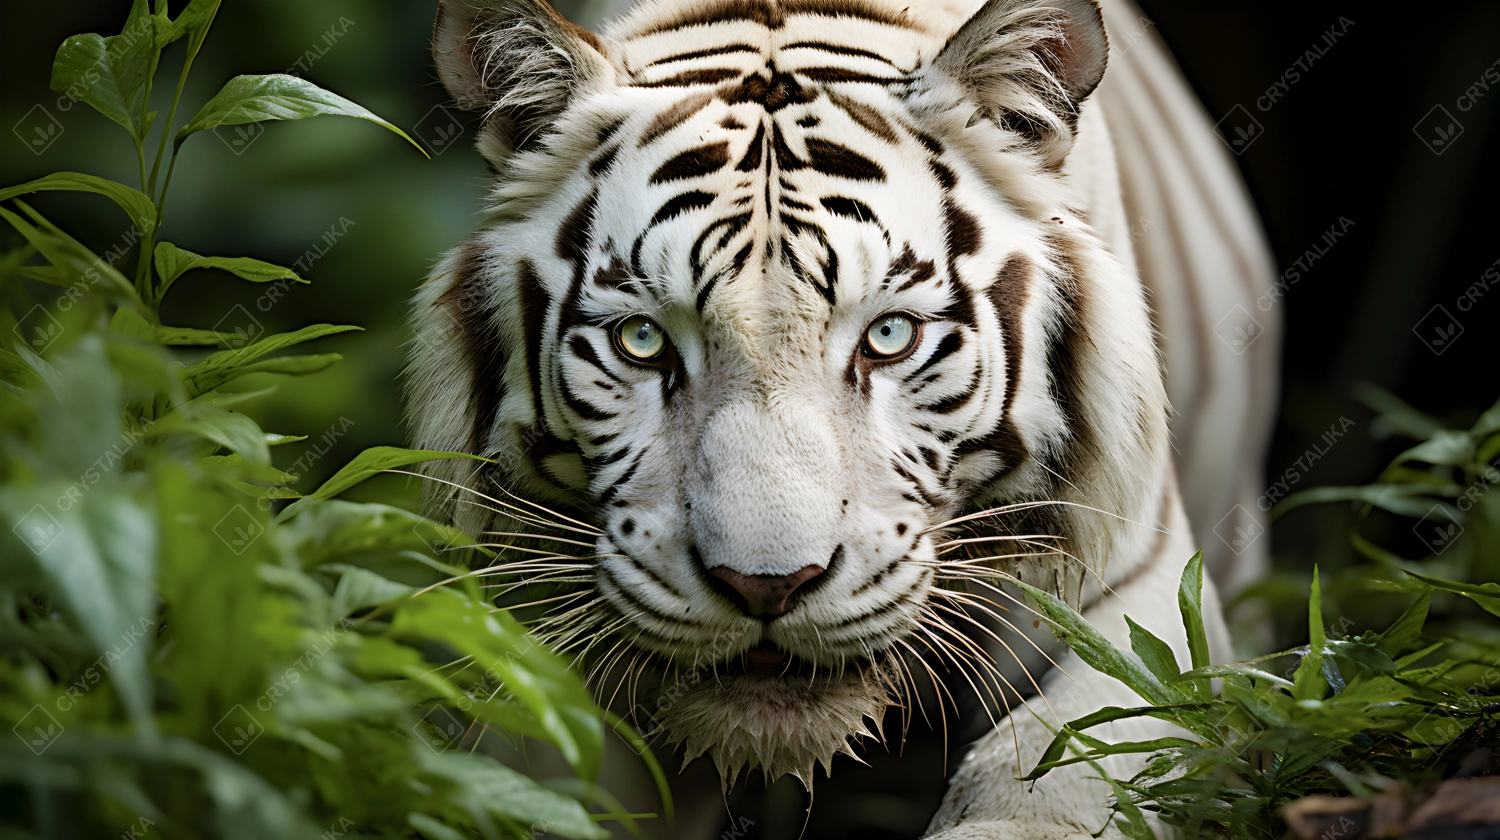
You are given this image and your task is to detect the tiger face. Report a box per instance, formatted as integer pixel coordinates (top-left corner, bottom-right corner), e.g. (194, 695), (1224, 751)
(411, 0), (1169, 784)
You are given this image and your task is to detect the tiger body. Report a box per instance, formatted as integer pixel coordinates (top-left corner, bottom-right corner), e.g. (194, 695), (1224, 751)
(409, 0), (1276, 836)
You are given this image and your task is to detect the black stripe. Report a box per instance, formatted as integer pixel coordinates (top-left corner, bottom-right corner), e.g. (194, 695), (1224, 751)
(690, 212), (753, 285)
(569, 334), (624, 383)
(596, 562), (700, 630)
(826, 89), (899, 144)
(438, 241), (506, 452)
(929, 160), (957, 191)
(517, 260), (550, 434)
(886, 245), (936, 291)
(783, 41), (898, 67)
(589, 145), (621, 177)
(921, 373), (980, 414)
(598, 451), (644, 507)
(736, 122), (765, 171)
(636, 68), (742, 88)
(651, 141), (731, 183)
(636, 192), (718, 272)
(555, 192), (599, 331)
(639, 92), (715, 147)
(638, 0), (912, 35)
(904, 332), (962, 382)
(796, 67), (903, 85)
(596, 118), (626, 145)
(648, 44), (760, 66)
(650, 191), (716, 227)
(805, 138), (884, 181)
(560, 376), (616, 422)
(820, 196), (879, 224)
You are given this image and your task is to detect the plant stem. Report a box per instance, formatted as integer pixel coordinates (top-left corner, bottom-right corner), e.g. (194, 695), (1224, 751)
(147, 56), (194, 200)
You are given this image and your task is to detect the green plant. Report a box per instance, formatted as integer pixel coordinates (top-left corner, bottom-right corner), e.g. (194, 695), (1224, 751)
(1017, 394), (1500, 839)
(0, 3), (662, 837)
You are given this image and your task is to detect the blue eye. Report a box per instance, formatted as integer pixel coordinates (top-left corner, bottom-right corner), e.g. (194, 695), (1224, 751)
(865, 314), (919, 358)
(616, 315), (667, 361)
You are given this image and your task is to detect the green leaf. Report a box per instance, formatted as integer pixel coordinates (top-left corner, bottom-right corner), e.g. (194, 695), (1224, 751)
(49, 0), (161, 139)
(0, 202), (146, 313)
(148, 399), (270, 465)
(278, 501), (487, 570)
(1271, 484), (1455, 521)
(177, 74), (427, 155)
(1470, 395), (1500, 441)
(185, 353), (343, 397)
(0, 173), (157, 232)
(152, 242), (303, 302)
(1402, 570), (1500, 619)
(419, 751), (608, 840)
(1103, 774), (1158, 840)
(154, 325), (232, 347)
(1373, 595), (1430, 657)
(1014, 578), (1183, 706)
(1292, 567), (1327, 702)
(1393, 430), (1475, 469)
(1, 486), (158, 734)
(1178, 551), (1212, 671)
(1127, 616), (1181, 686)
(1355, 382), (1446, 441)
(1027, 704), (1213, 780)
(180, 324), (359, 396)
(277, 447), (489, 522)
(1323, 639), (1397, 675)
(157, 0), (220, 47)
(326, 565), (417, 616)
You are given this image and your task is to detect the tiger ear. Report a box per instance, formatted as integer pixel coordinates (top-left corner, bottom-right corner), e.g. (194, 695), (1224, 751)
(933, 0), (1108, 168)
(433, 0), (612, 152)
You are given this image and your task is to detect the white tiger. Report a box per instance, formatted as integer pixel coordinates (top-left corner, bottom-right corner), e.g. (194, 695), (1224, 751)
(407, 0), (1278, 837)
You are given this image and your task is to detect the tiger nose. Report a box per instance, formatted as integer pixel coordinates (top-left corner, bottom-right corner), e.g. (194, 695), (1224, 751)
(707, 564), (826, 618)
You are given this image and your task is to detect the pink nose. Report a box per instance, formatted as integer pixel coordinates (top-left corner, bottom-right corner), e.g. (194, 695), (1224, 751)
(708, 565), (827, 617)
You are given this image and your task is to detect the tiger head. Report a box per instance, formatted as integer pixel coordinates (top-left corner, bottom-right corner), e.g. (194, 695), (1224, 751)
(410, 0), (1170, 785)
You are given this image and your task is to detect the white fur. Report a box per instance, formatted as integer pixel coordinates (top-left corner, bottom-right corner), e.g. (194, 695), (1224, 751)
(411, 1), (1271, 836)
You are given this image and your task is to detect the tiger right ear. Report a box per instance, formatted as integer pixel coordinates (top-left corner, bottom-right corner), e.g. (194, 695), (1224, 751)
(933, 0), (1108, 168)
(433, 0), (612, 152)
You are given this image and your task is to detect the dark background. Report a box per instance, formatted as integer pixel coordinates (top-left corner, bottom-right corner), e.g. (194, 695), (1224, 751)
(3, 2), (1499, 838)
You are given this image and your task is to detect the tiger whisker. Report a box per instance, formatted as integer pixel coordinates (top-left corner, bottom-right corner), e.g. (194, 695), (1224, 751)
(389, 469), (601, 536)
(923, 499), (1167, 536)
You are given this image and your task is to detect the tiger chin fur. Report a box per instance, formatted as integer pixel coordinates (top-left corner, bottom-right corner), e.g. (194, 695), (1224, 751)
(408, 0), (1274, 836)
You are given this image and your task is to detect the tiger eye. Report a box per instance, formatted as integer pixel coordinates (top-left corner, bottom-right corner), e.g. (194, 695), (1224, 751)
(616, 315), (667, 361)
(864, 314), (918, 359)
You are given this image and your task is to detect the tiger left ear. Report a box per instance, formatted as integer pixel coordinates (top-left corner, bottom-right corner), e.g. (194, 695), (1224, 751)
(433, 0), (612, 154)
(932, 0), (1108, 168)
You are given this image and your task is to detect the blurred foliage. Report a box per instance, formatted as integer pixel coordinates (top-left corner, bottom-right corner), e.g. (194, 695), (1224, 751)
(0, 3), (662, 837)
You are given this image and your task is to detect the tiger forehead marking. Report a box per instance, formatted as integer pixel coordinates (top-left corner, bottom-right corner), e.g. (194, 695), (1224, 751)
(415, 0), (1170, 787)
